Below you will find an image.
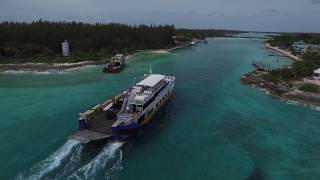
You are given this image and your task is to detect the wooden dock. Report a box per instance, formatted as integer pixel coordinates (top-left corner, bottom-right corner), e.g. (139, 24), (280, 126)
(252, 61), (272, 71)
(252, 60), (291, 72)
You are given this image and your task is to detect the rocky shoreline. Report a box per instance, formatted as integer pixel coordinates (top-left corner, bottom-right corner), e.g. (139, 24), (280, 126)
(241, 70), (320, 106)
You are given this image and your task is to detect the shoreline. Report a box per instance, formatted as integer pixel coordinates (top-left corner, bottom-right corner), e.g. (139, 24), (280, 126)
(241, 70), (320, 107)
(264, 43), (301, 61)
(0, 59), (110, 72)
(0, 44), (188, 73)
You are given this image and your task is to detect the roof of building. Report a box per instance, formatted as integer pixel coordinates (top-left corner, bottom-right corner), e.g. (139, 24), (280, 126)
(307, 44), (320, 49)
(314, 68), (320, 74)
(137, 74), (164, 87)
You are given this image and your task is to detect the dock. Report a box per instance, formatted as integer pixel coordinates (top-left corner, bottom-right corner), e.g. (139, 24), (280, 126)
(252, 61), (272, 71)
(252, 60), (291, 72)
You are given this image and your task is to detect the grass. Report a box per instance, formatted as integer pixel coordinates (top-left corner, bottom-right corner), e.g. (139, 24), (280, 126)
(298, 83), (320, 93)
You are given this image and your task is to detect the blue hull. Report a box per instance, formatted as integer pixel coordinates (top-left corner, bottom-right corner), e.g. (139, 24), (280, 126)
(112, 123), (139, 141)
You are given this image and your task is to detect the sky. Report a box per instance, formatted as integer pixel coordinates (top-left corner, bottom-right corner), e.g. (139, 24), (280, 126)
(0, 0), (320, 32)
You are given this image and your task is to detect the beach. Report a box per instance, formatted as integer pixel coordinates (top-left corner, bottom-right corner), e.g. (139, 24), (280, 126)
(0, 59), (110, 72)
(264, 42), (301, 61)
(0, 44), (189, 72)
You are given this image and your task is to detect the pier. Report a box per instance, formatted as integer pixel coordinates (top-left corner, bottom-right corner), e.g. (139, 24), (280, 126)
(252, 60), (291, 72)
(252, 61), (273, 71)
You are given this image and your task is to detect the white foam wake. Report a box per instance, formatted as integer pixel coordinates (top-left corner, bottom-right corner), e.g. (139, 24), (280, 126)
(68, 142), (123, 180)
(15, 140), (81, 180)
(105, 149), (124, 180)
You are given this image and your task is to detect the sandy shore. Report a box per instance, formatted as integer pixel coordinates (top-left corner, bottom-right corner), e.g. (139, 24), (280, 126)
(0, 59), (110, 72)
(264, 43), (301, 61)
(0, 43), (192, 73)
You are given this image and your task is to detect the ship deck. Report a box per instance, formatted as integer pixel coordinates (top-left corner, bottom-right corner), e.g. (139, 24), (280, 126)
(69, 111), (117, 143)
(69, 130), (111, 143)
(87, 112), (116, 134)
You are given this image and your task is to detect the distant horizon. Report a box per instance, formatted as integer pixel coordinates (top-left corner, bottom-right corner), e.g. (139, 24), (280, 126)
(1, 19), (320, 34)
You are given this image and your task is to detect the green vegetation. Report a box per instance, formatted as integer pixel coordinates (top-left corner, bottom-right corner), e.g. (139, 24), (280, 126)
(267, 33), (320, 50)
(0, 21), (176, 63)
(263, 52), (320, 82)
(298, 83), (320, 93)
(263, 33), (320, 83)
(263, 68), (293, 83)
(0, 51), (113, 64)
(0, 21), (237, 64)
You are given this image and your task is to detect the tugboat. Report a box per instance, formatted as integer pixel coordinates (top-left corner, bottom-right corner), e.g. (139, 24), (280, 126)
(103, 54), (126, 73)
(70, 72), (175, 143)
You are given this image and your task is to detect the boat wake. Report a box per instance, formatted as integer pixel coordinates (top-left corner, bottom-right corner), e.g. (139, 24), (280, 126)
(105, 148), (124, 180)
(15, 140), (81, 180)
(68, 142), (123, 180)
(15, 140), (124, 180)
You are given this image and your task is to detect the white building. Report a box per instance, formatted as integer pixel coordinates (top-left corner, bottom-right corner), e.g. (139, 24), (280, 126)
(314, 68), (320, 78)
(61, 40), (70, 56)
(302, 44), (320, 54)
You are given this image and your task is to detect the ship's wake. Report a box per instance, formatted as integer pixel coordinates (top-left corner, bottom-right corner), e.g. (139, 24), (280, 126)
(15, 140), (124, 180)
(15, 140), (81, 180)
(68, 142), (123, 180)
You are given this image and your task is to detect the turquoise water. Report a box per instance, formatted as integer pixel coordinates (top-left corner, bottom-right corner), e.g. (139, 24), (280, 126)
(1, 38), (320, 180)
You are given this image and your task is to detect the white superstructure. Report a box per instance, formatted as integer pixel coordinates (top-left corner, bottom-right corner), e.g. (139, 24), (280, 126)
(61, 40), (70, 56)
(137, 74), (165, 87)
(112, 74), (175, 128)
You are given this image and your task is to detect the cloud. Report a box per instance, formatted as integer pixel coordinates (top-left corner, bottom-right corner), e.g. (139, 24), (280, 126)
(311, 0), (320, 4)
(0, 0), (320, 32)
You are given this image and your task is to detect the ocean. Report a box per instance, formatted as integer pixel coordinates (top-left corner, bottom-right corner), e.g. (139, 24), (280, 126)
(1, 37), (320, 180)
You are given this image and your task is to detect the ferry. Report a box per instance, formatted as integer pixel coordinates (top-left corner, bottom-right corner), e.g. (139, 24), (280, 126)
(103, 54), (126, 73)
(70, 73), (175, 143)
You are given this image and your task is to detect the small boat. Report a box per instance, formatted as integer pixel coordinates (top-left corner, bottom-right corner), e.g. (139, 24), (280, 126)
(190, 41), (196, 46)
(70, 73), (175, 143)
(103, 54), (126, 73)
(190, 38), (202, 46)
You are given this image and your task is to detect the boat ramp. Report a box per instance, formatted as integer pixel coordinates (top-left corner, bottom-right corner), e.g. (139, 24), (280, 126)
(69, 95), (123, 143)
